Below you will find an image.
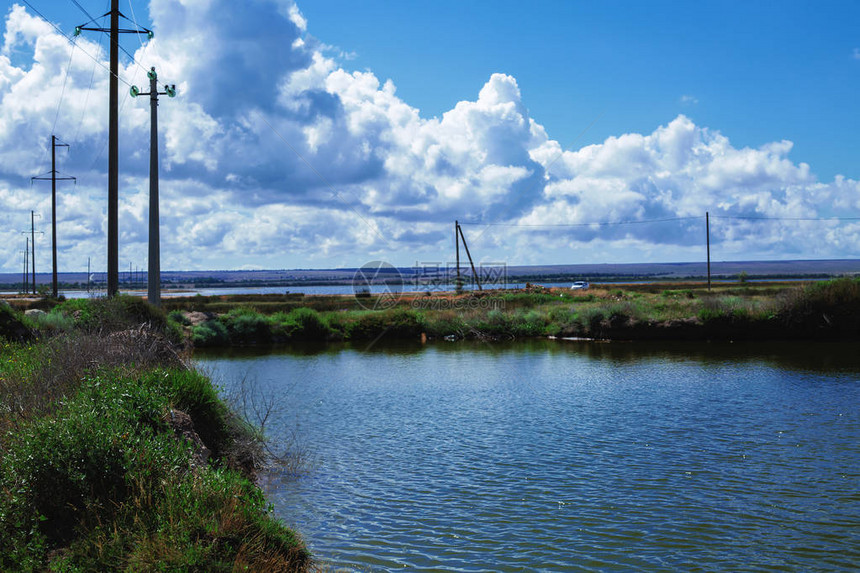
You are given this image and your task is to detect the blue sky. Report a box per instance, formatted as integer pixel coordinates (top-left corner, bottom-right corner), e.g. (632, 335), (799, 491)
(298, 0), (860, 180)
(1, 0), (859, 273)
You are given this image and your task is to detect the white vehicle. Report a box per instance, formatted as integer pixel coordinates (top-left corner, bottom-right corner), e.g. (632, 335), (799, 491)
(571, 281), (590, 290)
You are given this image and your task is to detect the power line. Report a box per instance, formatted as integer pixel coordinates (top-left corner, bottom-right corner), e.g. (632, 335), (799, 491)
(460, 216), (703, 228)
(69, 0), (97, 21)
(711, 215), (860, 222)
(18, 0), (132, 88)
(73, 2), (154, 78)
(460, 214), (860, 229)
(75, 0), (154, 297)
(50, 36), (78, 135)
(126, 0), (148, 50)
(72, 27), (104, 143)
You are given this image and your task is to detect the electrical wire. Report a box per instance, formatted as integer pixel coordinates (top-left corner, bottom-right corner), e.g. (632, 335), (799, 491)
(126, 0), (147, 51)
(72, 27), (104, 143)
(18, 0), (132, 88)
(459, 216), (704, 228)
(61, 0), (151, 171)
(69, 0), (96, 22)
(459, 214), (860, 233)
(711, 215), (860, 222)
(132, 0), (164, 65)
(50, 36), (78, 136)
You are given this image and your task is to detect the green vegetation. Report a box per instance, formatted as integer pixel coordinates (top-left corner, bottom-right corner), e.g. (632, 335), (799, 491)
(5, 278), (860, 347)
(0, 299), (310, 571)
(1, 279), (856, 567)
(153, 278), (860, 344)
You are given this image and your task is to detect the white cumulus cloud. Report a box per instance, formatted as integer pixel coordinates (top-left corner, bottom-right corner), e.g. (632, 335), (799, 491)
(1, 0), (859, 275)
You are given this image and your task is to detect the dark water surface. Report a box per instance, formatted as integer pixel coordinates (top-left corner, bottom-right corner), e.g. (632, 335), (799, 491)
(196, 340), (860, 572)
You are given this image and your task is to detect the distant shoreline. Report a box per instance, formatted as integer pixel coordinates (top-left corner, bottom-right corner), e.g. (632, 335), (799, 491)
(2, 258), (859, 290)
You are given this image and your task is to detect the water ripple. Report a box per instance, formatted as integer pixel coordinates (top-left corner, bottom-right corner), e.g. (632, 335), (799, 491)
(200, 342), (860, 572)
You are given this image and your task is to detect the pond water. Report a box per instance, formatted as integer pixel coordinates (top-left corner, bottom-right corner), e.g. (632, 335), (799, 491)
(196, 340), (860, 572)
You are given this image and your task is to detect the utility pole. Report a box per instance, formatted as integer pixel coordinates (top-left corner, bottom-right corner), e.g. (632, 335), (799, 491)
(32, 135), (76, 298)
(31, 212), (36, 293)
(31, 211), (37, 294)
(22, 239), (28, 294)
(457, 222), (482, 291)
(706, 211), (711, 291)
(455, 220), (461, 292)
(131, 67), (176, 307)
(75, 2), (152, 297)
(22, 213), (43, 294)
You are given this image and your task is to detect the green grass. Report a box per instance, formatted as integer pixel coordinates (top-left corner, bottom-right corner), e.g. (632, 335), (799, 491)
(21, 279), (853, 350)
(0, 300), (311, 571)
(160, 280), (860, 344)
(0, 367), (308, 571)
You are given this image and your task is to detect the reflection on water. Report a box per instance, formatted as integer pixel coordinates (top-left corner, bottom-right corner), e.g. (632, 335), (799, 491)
(197, 337), (860, 372)
(196, 340), (860, 572)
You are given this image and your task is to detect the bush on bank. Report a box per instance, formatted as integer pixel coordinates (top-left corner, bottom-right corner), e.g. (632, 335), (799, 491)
(0, 299), (310, 571)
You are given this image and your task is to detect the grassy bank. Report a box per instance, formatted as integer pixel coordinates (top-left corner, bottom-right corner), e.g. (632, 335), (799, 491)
(0, 298), (310, 571)
(6, 279), (860, 349)
(136, 278), (860, 346)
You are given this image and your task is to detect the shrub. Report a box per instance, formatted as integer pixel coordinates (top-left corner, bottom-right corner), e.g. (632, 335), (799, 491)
(222, 308), (272, 345)
(344, 309), (424, 340)
(580, 307), (606, 336)
(514, 309), (548, 337)
(778, 278), (860, 334)
(271, 308), (331, 341)
(0, 368), (309, 571)
(0, 330), (186, 426)
(0, 374), (169, 547)
(168, 310), (191, 326)
(31, 311), (75, 333)
(192, 320), (230, 347)
(292, 308), (331, 340)
(422, 310), (467, 339)
(698, 295), (754, 323)
(0, 303), (33, 342)
(150, 368), (235, 462)
(53, 296), (168, 334)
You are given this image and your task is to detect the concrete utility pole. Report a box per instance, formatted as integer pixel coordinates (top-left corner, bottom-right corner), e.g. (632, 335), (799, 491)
(455, 220), (460, 290)
(76, 1), (152, 297)
(706, 211), (711, 291)
(25, 212), (42, 294)
(131, 67), (176, 307)
(22, 239), (28, 294)
(32, 136), (76, 298)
